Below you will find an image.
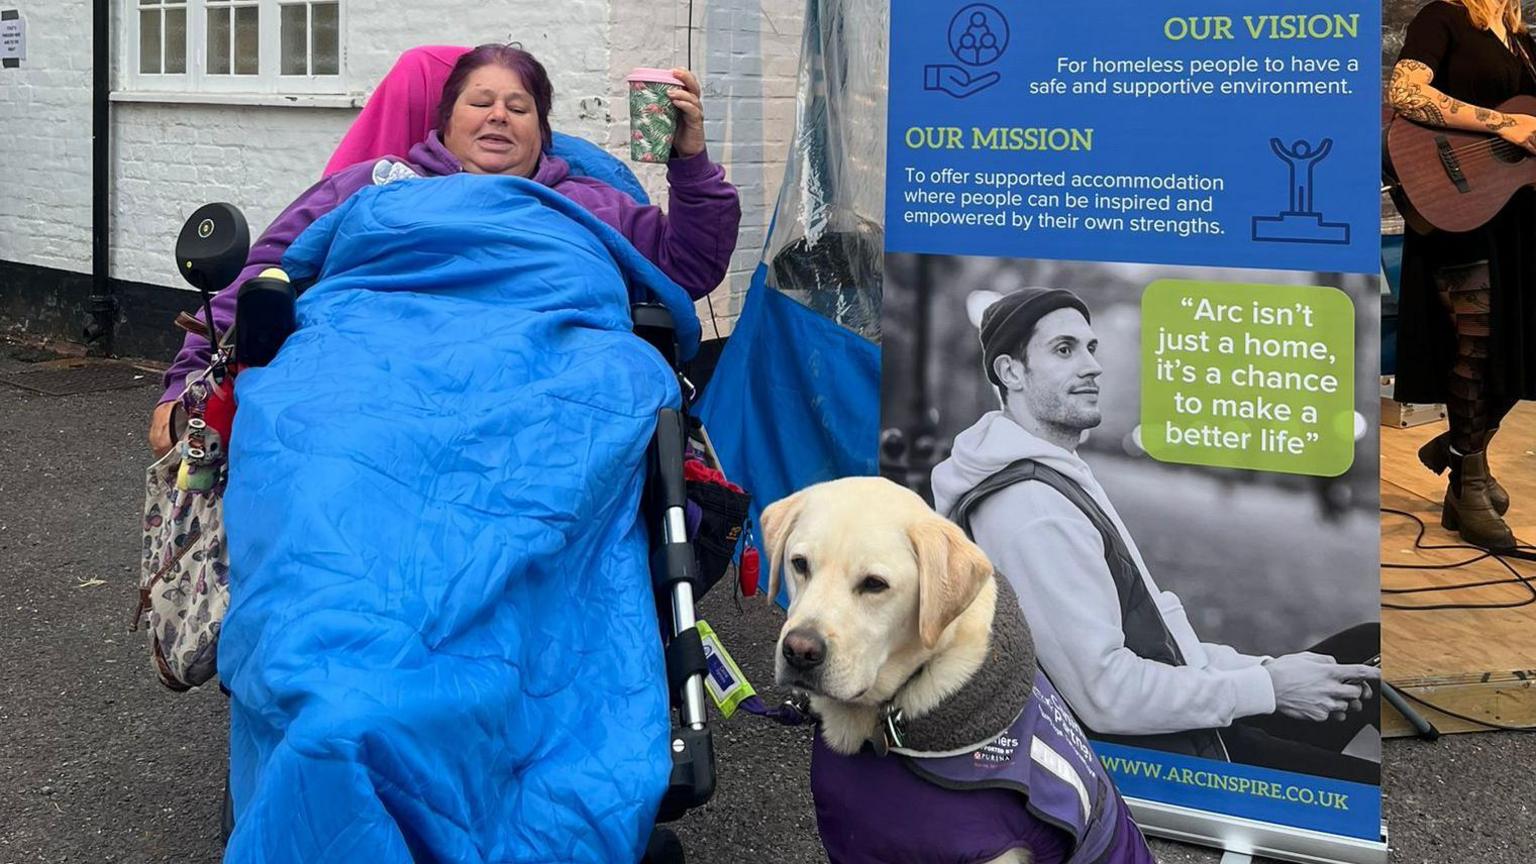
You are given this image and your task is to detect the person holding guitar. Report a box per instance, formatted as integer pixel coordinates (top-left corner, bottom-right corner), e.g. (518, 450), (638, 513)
(1388, 0), (1536, 551)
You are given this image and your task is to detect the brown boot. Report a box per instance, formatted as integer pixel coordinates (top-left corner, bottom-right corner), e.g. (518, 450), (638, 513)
(1420, 433), (1509, 515)
(1442, 450), (1517, 551)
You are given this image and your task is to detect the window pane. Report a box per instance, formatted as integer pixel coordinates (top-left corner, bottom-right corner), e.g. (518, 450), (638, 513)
(280, 4), (307, 75)
(234, 6), (259, 75)
(313, 3), (339, 75)
(206, 8), (230, 74)
(207, 8), (230, 74)
(164, 7), (187, 74)
(139, 9), (161, 74)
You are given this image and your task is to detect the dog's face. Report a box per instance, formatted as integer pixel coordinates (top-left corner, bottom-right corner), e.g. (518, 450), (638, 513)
(762, 477), (993, 707)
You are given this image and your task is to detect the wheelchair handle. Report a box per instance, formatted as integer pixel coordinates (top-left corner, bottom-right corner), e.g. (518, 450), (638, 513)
(655, 409), (708, 729)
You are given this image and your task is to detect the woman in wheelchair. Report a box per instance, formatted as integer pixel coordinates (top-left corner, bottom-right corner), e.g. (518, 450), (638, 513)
(149, 43), (739, 454)
(145, 44), (739, 864)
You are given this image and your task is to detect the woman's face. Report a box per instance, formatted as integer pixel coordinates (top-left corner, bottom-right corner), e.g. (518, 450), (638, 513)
(442, 64), (543, 177)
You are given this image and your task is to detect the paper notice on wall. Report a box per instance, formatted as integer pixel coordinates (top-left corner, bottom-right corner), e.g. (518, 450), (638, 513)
(1, 13), (26, 66)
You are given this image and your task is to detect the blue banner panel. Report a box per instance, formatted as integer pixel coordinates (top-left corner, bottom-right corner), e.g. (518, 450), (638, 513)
(887, 0), (1381, 275)
(884, 0), (1383, 851)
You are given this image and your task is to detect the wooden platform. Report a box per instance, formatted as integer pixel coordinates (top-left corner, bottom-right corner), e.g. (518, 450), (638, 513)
(1380, 402), (1536, 736)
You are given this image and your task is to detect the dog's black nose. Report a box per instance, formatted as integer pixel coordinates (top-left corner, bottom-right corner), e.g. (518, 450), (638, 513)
(782, 628), (827, 671)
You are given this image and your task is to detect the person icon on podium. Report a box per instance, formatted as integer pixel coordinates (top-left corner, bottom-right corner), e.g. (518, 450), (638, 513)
(1251, 136), (1351, 245)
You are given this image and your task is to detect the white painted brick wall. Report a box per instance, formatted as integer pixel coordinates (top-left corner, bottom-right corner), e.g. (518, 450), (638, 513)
(691, 0), (804, 332)
(0, 1), (95, 272)
(2, 0), (804, 339)
(606, 0), (804, 334)
(109, 104), (355, 289)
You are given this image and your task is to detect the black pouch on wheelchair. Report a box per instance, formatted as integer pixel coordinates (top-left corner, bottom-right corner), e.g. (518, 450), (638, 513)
(236, 272), (298, 367)
(685, 464), (750, 597)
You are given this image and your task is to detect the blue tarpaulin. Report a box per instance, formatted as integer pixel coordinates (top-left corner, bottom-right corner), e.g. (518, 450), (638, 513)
(694, 0), (886, 603)
(695, 266), (880, 603)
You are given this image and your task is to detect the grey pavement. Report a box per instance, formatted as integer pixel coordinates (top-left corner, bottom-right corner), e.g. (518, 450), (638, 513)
(0, 341), (1531, 863)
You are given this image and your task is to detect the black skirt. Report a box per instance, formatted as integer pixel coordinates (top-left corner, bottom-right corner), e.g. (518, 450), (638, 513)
(1394, 186), (1536, 404)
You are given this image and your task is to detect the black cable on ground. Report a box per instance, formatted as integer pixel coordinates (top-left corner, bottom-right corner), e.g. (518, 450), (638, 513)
(1380, 508), (1536, 610)
(1377, 508), (1536, 731)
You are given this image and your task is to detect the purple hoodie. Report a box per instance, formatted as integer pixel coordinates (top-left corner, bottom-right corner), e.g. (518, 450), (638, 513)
(160, 132), (741, 403)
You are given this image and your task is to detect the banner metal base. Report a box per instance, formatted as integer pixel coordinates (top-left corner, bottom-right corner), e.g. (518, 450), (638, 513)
(1128, 798), (1388, 864)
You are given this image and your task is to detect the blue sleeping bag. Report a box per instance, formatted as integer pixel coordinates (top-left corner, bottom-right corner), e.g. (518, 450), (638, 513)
(219, 172), (697, 862)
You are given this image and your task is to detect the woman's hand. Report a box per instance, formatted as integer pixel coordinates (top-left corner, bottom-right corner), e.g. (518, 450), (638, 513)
(668, 68), (707, 159)
(1497, 113), (1536, 155)
(149, 401), (177, 458)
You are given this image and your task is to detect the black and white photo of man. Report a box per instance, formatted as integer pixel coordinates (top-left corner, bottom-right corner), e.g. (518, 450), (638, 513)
(929, 286), (1383, 784)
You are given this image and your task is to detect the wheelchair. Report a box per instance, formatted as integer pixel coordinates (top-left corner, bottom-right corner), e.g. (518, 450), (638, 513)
(175, 193), (721, 863)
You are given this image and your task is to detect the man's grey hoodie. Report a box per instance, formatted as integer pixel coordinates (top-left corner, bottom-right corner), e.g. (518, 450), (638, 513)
(931, 410), (1276, 736)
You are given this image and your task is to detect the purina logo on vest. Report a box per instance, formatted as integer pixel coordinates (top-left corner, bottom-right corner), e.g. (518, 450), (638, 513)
(973, 732), (1020, 767)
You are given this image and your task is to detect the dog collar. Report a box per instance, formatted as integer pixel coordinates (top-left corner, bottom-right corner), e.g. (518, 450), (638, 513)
(875, 576), (1038, 757)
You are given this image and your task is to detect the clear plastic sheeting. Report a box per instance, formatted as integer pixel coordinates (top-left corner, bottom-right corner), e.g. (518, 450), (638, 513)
(763, 0), (888, 341)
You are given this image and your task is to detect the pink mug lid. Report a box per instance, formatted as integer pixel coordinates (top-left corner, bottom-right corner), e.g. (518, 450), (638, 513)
(626, 67), (685, 86)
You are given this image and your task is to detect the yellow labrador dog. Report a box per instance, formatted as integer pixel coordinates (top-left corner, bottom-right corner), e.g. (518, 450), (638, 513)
(762, 477), (1155, 864)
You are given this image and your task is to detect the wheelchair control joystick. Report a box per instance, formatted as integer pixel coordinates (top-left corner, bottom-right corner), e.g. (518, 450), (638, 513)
(172, 203), (300, 452)
(173, 204), (251, 451)
(176, 203), (251, 343)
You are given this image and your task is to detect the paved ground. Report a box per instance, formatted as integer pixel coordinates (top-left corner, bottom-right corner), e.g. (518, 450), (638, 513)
(0, 342), (1532, 863)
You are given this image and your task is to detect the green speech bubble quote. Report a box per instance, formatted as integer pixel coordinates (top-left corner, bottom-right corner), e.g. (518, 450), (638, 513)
(1141, 279), (1355, 477)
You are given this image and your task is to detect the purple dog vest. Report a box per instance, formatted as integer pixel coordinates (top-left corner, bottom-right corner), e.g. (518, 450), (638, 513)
(811, 672), (1155, 864)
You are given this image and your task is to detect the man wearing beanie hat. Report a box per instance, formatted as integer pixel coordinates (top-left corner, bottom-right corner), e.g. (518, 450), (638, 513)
(931, 288), (1381, 783)
(976, 287), (1099, 449)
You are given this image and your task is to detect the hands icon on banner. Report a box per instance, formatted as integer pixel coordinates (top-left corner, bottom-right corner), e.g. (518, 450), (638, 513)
(924, 64), (1002, 99)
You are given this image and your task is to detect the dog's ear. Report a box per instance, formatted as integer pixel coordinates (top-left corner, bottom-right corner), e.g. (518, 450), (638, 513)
(910, 516), (995, 649)
(760, 489), (808, 604)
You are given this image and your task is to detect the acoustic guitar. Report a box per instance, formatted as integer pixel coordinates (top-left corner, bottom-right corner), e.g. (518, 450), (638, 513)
(1385, 94), (1536, 234)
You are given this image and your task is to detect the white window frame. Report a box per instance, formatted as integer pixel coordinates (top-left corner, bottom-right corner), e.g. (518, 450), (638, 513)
(120, 0), (346, 97)
(132, 0), (190, 78)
